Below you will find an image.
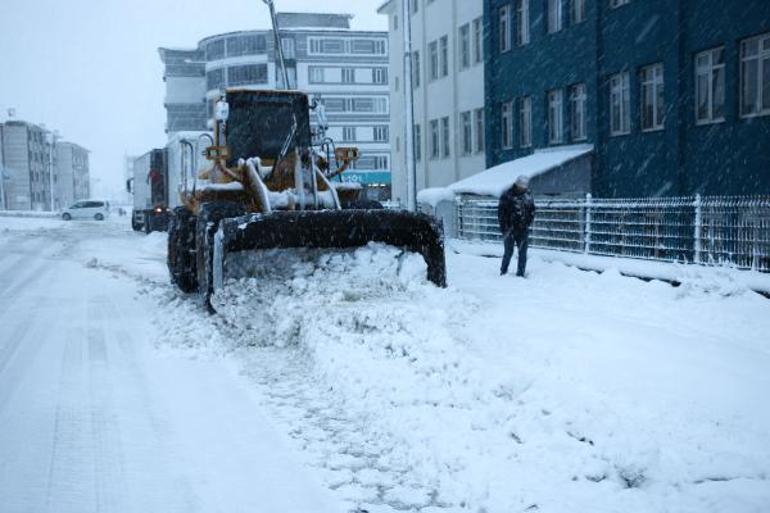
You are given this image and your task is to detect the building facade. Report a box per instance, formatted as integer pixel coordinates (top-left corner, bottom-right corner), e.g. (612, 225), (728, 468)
(485, 0), (770, 197)
(56, 142), (90, 206)
(159, 13), (393, 200)
(0, 120), (90, 211)
(379, 0), (486, 205)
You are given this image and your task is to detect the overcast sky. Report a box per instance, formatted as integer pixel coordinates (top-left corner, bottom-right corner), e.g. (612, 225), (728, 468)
(0, 0), (387, 198)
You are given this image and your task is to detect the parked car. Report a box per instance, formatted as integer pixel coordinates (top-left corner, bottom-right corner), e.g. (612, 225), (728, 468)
(61, 200), (111, 221)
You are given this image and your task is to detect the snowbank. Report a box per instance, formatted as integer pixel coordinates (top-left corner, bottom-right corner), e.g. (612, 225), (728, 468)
(449, 144), (593, 198)
(0, 210), (59, 219)
(155, 240), (770, 513)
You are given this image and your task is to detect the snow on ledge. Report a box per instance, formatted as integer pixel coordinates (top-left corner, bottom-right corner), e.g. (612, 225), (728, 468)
(449, 144), (593, 198)
(417, 187), (455, 208)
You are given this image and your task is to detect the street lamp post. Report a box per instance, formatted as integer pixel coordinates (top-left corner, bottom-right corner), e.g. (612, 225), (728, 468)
(402, 0), (417, 212)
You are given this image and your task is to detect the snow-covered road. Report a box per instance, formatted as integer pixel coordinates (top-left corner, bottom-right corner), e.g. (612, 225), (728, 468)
(0, 218), (341, 513)
(1, 216), (769, 513)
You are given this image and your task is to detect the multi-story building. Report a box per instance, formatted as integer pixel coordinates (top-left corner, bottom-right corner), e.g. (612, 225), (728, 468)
(0, 119), (90, 211)
(485, 0), (770, 197)
(0, 120), (54, 211)
(56, 142), (90, 206)
(378, 0), (486, 205)
(159, 12), (393, 200)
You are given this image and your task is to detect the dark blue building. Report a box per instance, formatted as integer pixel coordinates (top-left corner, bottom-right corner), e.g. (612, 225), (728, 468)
(484, 0), (770, 197)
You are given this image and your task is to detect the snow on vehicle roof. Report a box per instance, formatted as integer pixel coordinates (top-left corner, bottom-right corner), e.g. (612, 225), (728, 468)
(449, 144), (593, 198)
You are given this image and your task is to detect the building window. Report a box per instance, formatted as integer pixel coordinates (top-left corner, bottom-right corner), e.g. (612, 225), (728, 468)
(414, 124), (422, 161)
(740, 33), (770, 118)
(519, 97), (532, 148)
(548, 0), (563, 34)
(640, 63), (665, 131)
(440, 36), (449, 77)
(695, 47), (726, 124)
(373, 67), (388, 85)
(374, 126), (389, 142)
(501, 101), (514, 149)
(441, 116), (451, 158)
(571, 0), (586, 24)
(413, 51), (421, 88)
(343, 127), (357, 142)
(411, 0), (419, 14)
(342, 68), (356, 84)
(473, 17), (484, 64)
(474, 108), (485, 153)
(609, 0), (630, 7)
(309, 66), (325, 84)
(429, 41), (439, 80)
(461, 111), (473, 155)
(609, 72), (631, 135)
(227, 64), (268, 86)
(430, 119), (440, 159)
(206, 68), (224, 91)
(393, 14), (398, 31)
(516, 0), (530, 46)
(459, 24), (471, 70)
(570, 83), (587, 141)
(499, 5), (512, 53)
(548, 89), (564, 144)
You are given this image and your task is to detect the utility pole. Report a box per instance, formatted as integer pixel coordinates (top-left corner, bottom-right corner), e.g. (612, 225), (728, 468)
(402, 0), (417, 212)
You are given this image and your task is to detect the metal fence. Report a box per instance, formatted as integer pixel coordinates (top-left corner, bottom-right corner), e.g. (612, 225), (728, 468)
(455, 195), (770, 273)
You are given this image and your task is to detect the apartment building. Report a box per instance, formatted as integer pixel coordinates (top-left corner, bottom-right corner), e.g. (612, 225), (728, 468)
(159, 13), (392, 200)
(0, 119), (90, 211)
(486, 0), (770, 197)
(378, 0), (486, 205)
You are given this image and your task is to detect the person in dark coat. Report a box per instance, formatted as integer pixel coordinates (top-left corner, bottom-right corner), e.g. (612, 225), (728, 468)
(498, 175), (536, 277)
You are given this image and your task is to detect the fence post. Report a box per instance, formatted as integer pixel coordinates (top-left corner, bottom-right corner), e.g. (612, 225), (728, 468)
(693, 194), (702, 264)
(584, 193), (592, 254)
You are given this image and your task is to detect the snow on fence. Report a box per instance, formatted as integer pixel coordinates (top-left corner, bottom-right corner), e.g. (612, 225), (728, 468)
(455, 195), (770, 273)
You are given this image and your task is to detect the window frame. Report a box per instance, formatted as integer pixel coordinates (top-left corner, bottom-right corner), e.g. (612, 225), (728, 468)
(548, 89), (564, 144)
(569, 83), (587, 141)
(499, 5), (512, 53)
(571, 0), (586, 25)
(429, 41), (439, 81)
(547, 0), (563, 34)
(474, 108), (485, 153)
(694, 46), (726, 125)
(429, 119), (440, 159)
(459, 24), (471, 70)
(501, 101), (514, 149)
(441, 116), (451, 158)
(609, 72), (631, 136)
(520, 96), (532, 148)
(740, 33), (770, 119)
(640, 63), (665, 132)
(516, 0), (530, 46)
(473, 17), (484, 64)
(461, 111), (473, 156)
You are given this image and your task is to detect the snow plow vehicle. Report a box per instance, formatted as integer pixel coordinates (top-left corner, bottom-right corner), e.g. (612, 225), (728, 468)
(166, 89), (447, 306)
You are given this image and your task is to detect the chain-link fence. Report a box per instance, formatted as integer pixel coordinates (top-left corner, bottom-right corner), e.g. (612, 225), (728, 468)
(455, 195), (770, 272)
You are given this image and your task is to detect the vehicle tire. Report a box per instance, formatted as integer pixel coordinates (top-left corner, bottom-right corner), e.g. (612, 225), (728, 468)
(94, 213), (104, 221)
(62, 213), (71, 221)
(341, 198), (385, 210)
(131, 213), (141, 231)
(195, 202), (246, 302)
(168, 207), (198, 293)
(144, 213), (152, 234)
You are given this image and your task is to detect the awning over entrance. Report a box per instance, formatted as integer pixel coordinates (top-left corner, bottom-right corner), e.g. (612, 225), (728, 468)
(449, 144), (593, 198)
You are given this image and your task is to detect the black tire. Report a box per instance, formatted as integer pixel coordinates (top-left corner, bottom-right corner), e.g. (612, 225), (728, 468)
(168, 207), (198, 293)
(94, 213), (104, 221)
(195, 202), (246, 303)
(62, 213), (71, 221)
(131, 213), (141, 231)
(144, 213), (152, 234)
(341, 198), (385, 210)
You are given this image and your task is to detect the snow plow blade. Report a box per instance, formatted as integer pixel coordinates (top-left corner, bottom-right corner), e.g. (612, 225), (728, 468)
(212, 210), (447, 293)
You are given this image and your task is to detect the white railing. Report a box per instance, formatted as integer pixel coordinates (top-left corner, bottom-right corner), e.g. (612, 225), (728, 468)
(456, 194), (770, 273)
